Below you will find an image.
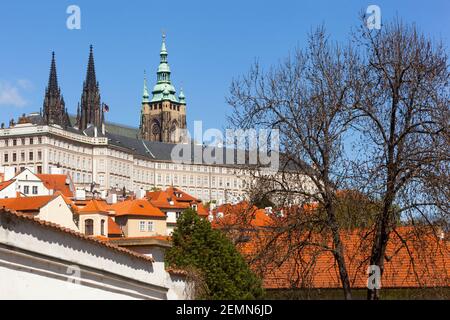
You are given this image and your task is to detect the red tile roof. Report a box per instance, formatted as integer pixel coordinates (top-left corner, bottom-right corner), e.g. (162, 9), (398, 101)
(0, 179), (14, 192)
(0, 207), (154, 262)
(147, 187), (206, 215)
(212, 202), (274, 228)
(111, 199), (165, 218)
(36, 174), (74, 197)
(78, 199), (109, 214)
(0, 195), (54, 212)
(108, 217), (123, 236)
(239, 227), (450, 289)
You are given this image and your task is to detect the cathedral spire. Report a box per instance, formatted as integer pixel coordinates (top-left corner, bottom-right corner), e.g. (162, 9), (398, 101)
(85, 45), (97, 87)
(77, 45), (103, 131)
(47, 51), (58, 93)
(42, 52), (70, 127)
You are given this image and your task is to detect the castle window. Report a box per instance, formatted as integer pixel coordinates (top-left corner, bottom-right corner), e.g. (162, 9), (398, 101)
(85, 219), (94, 236)
(177, 106), (180, 111)
(24, 186), (29, 194)
(139, 221), (146, 232)
(29, 138), (34, 145)
(32, 186), (38, 194)
(4, 153), (8, 163)
(147, 221), (153, 232)
(100, 220), (105, 236)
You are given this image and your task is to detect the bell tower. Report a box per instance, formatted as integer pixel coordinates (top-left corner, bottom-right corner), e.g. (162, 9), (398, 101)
(140, 35), (186, 143)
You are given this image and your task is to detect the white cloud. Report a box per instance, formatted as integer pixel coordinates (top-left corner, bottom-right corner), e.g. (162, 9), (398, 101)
(0, 81), (28, 108)
(17, 79), (34, 90)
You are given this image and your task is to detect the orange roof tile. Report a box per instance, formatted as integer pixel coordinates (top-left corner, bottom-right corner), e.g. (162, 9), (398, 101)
(197, 203), (209, 217)
(0, 195), (54, 212)
(108, 217), (123, 236)
(0, 179), (15, 192)
(212, 201), (274, 228)
(147, 187), (204, 212)
(111, 199), (165, 217)
(78, 199), (109, 214)
(238, 227), (450, 289)
(0, 207), (154, 263)
(36, 174), (74, 197)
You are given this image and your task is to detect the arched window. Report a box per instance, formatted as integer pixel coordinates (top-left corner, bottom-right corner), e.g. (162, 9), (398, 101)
(85, 219), (94, 236)
(151, 120), (161, 141)
(100, 219), (105, 236)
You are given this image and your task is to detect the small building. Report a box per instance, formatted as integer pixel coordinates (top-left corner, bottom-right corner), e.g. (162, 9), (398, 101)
(0, 193), (78, 231)
(147, 187), (209, 235)
(77, 199), (111, 237)
(0, 167), (75, 199)
(112, 199), (167, 237)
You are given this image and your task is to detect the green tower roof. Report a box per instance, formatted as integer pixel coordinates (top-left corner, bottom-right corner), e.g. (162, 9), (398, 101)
(151, 34), (179, 103)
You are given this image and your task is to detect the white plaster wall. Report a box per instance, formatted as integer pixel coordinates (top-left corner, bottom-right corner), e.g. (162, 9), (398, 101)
(0, 182), (17, 199)
(0, 213), (174, 299)
(78, 213), (108, 236)
(38, 196), (79, 232)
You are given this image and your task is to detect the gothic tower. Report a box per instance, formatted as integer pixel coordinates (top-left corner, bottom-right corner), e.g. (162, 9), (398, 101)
(140, 35), (187, 143)
(76, 45), (103, 131)
(42, 52), (70, 127)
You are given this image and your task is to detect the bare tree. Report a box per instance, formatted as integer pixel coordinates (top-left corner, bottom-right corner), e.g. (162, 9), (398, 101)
(351, 19), (450, 300)
(227, 27), (359, 299)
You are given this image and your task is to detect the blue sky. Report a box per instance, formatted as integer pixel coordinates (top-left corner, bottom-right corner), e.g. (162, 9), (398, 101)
(0, 0), (448, 132)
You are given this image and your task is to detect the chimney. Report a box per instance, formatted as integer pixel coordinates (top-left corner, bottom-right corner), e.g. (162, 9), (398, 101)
(106, 193), (117, 204)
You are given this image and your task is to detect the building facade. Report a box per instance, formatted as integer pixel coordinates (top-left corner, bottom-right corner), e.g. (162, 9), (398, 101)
(0, 121), (246, 203)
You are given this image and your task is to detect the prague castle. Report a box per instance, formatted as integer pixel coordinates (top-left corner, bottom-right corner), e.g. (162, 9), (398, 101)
(0, 36), (246, 203)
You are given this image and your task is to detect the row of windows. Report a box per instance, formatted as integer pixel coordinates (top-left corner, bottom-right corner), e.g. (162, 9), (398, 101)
(1, 137), (42, 147)
(49, 151), (91, 170)
(49, 138), (88, 153)
(135, 160), (235, 175)
(21, 185), (38, 195)
(3, 150), (42, 163)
